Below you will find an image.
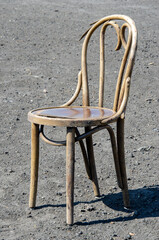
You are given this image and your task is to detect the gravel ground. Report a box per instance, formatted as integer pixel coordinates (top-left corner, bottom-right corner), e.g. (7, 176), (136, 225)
(0, 0), (159, 239)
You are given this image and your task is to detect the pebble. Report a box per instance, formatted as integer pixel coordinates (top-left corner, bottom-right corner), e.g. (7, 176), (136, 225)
(124, 234), (132, 239)
(138, 146), (154, 152)
(76, 231), (83, 236)
(81, 209), (86, 212)
(153, 128), (159, 132)
(43, 89), (48, 93)
(131, 153), (135, 158)
(113, 233), (117, 237)
(26, 211), (32, 218)
(56, 192), (62, 196)
(87, 206), (95, 212)
(146, 98), (153, 103)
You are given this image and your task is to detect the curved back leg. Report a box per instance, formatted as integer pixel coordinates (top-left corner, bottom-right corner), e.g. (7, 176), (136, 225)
(29, 123), (39, 208)
(117, 118), (130, 208)
(106, 126), (123, 189)
(85, 127), (100, 197)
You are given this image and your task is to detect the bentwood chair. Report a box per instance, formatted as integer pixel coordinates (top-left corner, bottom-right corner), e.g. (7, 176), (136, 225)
(28, 15), (137, 225)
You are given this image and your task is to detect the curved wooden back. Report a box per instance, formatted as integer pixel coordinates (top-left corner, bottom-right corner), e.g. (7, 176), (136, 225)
(81, 15), (137, 112)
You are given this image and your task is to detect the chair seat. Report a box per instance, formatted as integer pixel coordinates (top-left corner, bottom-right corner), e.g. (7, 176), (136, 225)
(28, 106), (116, 127)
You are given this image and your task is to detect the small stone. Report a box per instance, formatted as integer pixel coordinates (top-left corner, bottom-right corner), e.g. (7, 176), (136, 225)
(56, 192), (62, 196)
(81, 209), (86, 212)
(113, 233), (117, 237)
(131, 153), (135, 158)
(26, 211), (32, 218)
(153, 128), (159, 132)
(76, 231), (83, 236)
(43, 89), (48, 93)
(146, 98), (153, 103)
(129, 232), (135, 236)
(129, 135), (134, 139)
(87, 206), (95, 211)
(124, 234), (132, 239)
(138, 146), (154, 152)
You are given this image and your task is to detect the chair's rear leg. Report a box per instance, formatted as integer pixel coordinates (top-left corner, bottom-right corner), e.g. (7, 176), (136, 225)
(117, 118), (130, 208)
(106, 126), (123, 189)
(75, 128), (92, 180)
(85, 127), (100, 197)
(66, 127), (75, 225)
(29, 123), (39, 208)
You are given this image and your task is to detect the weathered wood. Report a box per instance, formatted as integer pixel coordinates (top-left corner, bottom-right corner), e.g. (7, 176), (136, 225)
(28, 15), (137, 224)
(29, 123), (39, 208)
(85, 127), (100, 197)
(99, 21), (121, 108)
(66, 127), (75, 225)
(62, 71), (82, 107)
(75, 128), (92, 179)
(106, 126), (123, 189)
(117, 118), (130, 208)
(81, 15), (137, 108)
(28, 106), (116, 127)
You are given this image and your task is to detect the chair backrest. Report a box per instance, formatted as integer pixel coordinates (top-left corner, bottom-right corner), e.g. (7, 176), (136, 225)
(81, 15), (137, 112)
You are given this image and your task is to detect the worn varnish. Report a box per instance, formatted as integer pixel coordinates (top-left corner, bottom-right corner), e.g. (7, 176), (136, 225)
(33, 107), (115, 119)
(28, 15), (137, 225)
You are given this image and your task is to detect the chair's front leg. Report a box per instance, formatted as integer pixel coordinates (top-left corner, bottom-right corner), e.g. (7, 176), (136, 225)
(66, 127), (75, 225)
(117, 118), (130, 208)
(85, 127), (100, 197)
(29, 123), (39, 208)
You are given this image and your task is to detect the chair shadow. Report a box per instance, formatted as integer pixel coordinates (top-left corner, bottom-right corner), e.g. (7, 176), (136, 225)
(34, 185), (159, 225)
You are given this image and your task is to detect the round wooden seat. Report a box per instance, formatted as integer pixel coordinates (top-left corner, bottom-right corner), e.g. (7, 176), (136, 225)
(28, 106), (116, 127)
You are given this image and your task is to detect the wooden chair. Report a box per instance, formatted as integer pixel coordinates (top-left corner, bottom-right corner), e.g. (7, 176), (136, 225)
(28, 15), (137, 225)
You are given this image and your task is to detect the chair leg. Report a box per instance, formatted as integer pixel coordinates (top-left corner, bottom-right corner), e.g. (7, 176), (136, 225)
(75, 128), (92, 180)
(106, 126), (123, 189)
(29, 123), (39, 208)
(66, 127), (75, 225)
(117, 118), (130, 208)
(85, 127), (100, 197)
